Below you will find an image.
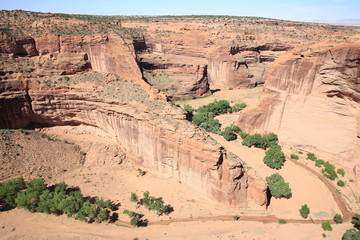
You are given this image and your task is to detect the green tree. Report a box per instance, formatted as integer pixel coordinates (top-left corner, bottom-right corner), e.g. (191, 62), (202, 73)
(322, 221), (332, 231)
(299, 204), (310, 219)
(342, 229), (360, 240)
(266, 173), (292, 198)
(334, 214), (343, 224)
(337, 180), (345, 187)
(222, 127), (237, 141)
(263, 144), (285, 169)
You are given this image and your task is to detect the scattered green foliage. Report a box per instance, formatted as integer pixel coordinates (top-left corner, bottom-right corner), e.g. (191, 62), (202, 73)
(307, 152), (317, 161)
(290, 154), (299, 160)
(299, 204), (310, 219)
(322, 233), (326, 238)
(233, 215), (239, 221)
(1, 177), (115, 223)
(266, 173), (292, 198)
(141, 191), (172, 216)
(322, 221), (332, 231)
(192, 112), (221, 134)
(278, 219), (287, 224)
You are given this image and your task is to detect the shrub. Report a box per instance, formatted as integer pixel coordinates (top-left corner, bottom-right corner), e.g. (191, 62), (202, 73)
(233, 215), (239, 221)
(342, 228), (360, 240)
(290, 154), (299, 160)
(266, 173), (291, 198)
(278, 219), (287, 224)
(231, 103), (247, 112)
(0, 177), (26, 210)
(322, 233), (326, 238)
(263, 144), (285, 169)
(222, 127), (237, 141)
(299, 204), (310, 219)
(337, 169), (345, 177)
(337, 180), (345, 187)
(130, 192), (139, 203)
(334, 214), (343, 224)
(322, 221), (332, 231)
(307, 152), (317, 161)
(352, 214), (360, 230)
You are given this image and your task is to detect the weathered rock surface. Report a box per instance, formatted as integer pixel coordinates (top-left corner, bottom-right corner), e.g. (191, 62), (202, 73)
(237, 42), (360, 170)
(0, 28), (267, 207)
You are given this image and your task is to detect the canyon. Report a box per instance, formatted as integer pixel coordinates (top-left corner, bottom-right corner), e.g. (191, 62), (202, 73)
(0, 11), (360, 239)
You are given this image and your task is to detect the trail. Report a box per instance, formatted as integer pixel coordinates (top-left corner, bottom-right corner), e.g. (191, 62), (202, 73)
(115, 156), (354, 228)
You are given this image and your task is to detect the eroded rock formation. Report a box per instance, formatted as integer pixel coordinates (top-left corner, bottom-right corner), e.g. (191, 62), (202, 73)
(237, 42), (360, 170)
(0, 25), (267, 208)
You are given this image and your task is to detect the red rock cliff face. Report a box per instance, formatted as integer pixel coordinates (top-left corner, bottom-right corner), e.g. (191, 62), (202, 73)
(0, 86), (267, 208)
(237, 43), (360, 170)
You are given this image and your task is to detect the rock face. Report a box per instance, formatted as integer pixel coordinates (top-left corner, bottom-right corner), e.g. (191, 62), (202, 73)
(237, 42), (360, 170)
(0, 29), (267, 208)
(0, 85), (267, 208)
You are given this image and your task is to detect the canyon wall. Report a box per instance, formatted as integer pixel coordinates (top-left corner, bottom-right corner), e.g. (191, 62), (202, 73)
(237, 42), (360, 170)
(0, 86), (267, 208)
(0, 30), (267, 208)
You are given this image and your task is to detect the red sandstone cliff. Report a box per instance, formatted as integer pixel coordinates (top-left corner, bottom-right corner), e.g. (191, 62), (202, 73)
(237, 41), (360, 172)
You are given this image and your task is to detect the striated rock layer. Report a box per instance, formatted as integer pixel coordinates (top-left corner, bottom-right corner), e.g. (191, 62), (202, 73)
(237, 42), (360, 171)
(0, 30), (267, 208)
(0, 86), (267, 208)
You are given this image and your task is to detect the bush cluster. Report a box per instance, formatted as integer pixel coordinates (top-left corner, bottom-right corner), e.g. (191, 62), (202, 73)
(266, 173), (292, 198)
(0, 178), (115, 223)
(290, 154), (299, 160)
(190, 100), (247, 134)
(242, 133), (278, 149)
(123, 209), (145, 227)
(322, 161), (338, 180)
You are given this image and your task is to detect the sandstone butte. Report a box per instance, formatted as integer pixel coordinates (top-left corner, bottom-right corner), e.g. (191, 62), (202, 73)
(0, 10), (359, 208)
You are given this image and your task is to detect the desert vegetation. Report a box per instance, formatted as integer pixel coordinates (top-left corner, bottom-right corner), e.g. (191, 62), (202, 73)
(0, 177), (116, 223)
(266, 173), (292, 198)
